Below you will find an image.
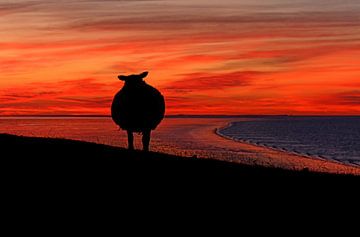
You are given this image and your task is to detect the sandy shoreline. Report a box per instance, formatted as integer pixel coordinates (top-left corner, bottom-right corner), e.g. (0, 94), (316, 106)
(1, 117), (359, 175)
(204, 121), (360, 175)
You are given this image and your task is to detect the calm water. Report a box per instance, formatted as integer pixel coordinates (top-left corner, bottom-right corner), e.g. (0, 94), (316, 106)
(218, 117), (360, 166)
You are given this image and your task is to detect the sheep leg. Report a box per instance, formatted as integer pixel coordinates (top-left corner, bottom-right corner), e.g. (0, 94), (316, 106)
(142, 130), (151, 152)
(127, 130), (134, 150)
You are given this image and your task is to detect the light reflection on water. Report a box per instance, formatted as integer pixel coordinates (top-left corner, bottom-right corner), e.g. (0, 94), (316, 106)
(0, 117), (234, 158)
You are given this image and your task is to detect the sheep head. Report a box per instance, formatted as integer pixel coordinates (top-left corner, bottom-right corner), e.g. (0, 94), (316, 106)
(118, 71), (148, 83)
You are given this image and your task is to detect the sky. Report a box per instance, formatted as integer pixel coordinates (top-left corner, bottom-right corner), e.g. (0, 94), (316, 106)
(0, 0), (360, 115)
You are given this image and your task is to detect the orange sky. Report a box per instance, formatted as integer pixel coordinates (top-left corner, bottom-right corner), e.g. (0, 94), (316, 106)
(1, 0), (360, 115)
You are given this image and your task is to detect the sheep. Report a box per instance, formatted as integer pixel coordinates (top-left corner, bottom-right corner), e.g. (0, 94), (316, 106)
(111, 71), (165, 151)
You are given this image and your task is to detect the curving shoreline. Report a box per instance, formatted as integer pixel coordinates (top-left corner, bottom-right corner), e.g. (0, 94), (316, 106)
(211, 121), (360, 175)
(215, 122), (359, 167)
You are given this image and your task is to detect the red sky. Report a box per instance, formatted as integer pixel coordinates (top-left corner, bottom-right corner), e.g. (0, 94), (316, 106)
(1, 0), (360, 115)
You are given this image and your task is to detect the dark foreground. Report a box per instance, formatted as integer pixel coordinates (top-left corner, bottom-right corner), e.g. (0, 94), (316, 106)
(2, 133), (359, 219)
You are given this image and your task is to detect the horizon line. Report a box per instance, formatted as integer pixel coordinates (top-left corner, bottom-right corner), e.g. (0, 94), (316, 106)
(1, 114), (360, 117)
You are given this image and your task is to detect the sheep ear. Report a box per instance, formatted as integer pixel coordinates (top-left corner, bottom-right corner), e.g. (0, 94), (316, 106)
(118, 75), (126, 81)
(140, 71), (148, 79)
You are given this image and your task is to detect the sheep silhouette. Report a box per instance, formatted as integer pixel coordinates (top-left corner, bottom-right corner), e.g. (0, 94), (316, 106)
(111, 71), (165, 151)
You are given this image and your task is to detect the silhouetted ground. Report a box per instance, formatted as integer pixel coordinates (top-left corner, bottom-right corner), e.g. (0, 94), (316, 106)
(2, 133), (359, 219)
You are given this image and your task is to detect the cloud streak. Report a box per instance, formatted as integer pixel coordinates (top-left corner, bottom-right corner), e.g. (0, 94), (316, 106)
(0, 78), (117, 115)
(164, 71), (261, 93)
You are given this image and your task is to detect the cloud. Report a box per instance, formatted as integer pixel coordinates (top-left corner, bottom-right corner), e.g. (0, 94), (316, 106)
(57, 96), (112, 107)
(0, 1), (39, 16)
(163, 71), (262, 93)
(0, 78), (117, 115)
(1, 91), (59, 100)
(330, 91), (360, 105)
(61, 6), (360, 34)
(6, 0), (357, 40)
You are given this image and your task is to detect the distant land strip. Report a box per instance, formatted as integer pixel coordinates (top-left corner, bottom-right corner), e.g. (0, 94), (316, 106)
(1, 114), (359, 118)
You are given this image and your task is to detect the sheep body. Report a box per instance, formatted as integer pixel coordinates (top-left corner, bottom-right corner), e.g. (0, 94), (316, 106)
(111, 81), (165, 132)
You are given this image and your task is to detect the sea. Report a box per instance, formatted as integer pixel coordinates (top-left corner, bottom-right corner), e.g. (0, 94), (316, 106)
(218, 116), (360, 166)
(0, 116), (359, 166)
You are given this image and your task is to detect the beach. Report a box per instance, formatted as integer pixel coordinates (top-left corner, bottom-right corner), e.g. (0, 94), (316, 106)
(0, 117), (359, 175)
